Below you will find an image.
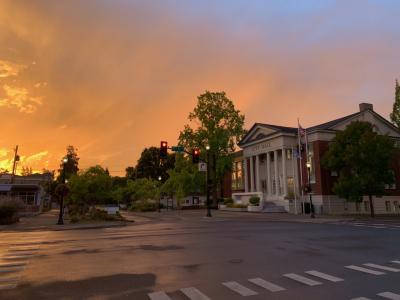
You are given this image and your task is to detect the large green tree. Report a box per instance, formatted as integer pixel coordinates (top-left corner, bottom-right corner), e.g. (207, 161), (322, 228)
(58, 145), (79, 181)
(178, 91), (246, 204)
(322, 121), (396, 217)
(161, 154), (205, 204)
(390, 79), (400, 127)
(126, 147), (175, 182)
(67, 165), (113, 214)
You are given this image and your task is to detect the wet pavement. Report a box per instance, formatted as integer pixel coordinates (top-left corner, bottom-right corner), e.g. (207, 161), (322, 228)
(0, 210), (400, 299)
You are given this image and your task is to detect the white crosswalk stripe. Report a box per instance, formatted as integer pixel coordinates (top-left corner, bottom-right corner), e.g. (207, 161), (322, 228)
(222, 281), (258, 296)
(0, 266), (25, 274)
(180, 287), (211, 300)
(345, 265), (385, 275)
(0, 262), (26, 268)
(0, 283), (17, 290)
(363, 263), (400, 272)
(350, 297), (371, 300)
(391, 260), (400, 265)
(283, 273), (322, 286)
(248, 278), (286, 292)
(305, 270), (344, 282)
(377, 292), (400, 300)
(148, 291), (172, 300)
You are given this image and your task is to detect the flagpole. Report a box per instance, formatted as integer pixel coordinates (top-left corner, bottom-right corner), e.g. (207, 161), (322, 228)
(291, 145), (298, 214)
(297, 119), (304, 214)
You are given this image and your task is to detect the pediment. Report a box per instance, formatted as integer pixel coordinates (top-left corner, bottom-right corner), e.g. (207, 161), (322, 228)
(331, 110), (400, 138)
(241, 125), (279, 145)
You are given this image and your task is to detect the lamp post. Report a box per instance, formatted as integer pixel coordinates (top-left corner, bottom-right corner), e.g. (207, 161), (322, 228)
(306, 161), (315, 218)
(205, 145), (212, 217)
(158, 175), (162, 213)
(57, 157), (68, 225)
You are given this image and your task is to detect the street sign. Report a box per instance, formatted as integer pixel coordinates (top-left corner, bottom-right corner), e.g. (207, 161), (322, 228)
(171, 146), (184, 153)
(198, 162), (207, 172)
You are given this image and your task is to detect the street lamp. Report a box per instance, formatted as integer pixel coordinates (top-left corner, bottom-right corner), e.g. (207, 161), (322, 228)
(158, 175), (162, 213)
(306, 161), (315, 218)
(57, 157), (68, 225)
(205, 145), (211, 217)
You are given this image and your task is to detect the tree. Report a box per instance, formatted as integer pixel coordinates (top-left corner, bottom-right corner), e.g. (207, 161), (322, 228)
(322, 121), (396, 217)
(58, 145), (79, 181)
(21, 166), (33, 176)
(125, 166), (137, 180)
(135, 147), (175, 182)
(67, 165), (113, 215)
(178, 91), (246, 204)
(161, 154), (205, 204)
(390, 80), (400, 127)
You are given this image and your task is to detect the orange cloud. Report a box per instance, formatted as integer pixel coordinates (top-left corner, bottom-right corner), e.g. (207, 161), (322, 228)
(0, 84), (43, 113)
(0, 60), (25, 78)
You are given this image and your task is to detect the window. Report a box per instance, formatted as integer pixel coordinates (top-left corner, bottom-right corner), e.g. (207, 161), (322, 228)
(385, 201), (391, 212)
(231, 160), (244, 190)
(394, 201), (399, 213)
(286, 149), (292, 160)
(385, 170), (397, 190)
(364, 201), (370, 211)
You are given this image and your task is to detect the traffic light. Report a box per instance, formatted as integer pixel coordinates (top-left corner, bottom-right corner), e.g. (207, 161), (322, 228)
(160, 141), (168, 159)
(192, 148), (200, 163)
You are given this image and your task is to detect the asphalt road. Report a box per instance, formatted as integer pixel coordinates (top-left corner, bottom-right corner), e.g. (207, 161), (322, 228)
(1, 211), (400, 300)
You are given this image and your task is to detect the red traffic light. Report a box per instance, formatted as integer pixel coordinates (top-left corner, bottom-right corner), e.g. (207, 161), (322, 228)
(192, 148), (200, 163)
(160, 141), (168, 158)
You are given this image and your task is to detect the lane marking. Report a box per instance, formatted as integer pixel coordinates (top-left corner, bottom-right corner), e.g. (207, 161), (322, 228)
(377, 292), (400, 300)
(305, 270), (344, 282)
(0, 266), (25, 274)
(0, 262), (26, 268)
(248, 278), (286, 292)
(283, 273), (322, 286)
(350, 298), (371, 300)
(363, 263), (400, 272)
(2, 254), (33, 260)
(148, 291), (171, 300)
(390, 261), (400, 264)
(222, 281), (258, 296)
(180, 287), (211, 300)
(345, 265), (385, 275)
(0, 283), (17, 290)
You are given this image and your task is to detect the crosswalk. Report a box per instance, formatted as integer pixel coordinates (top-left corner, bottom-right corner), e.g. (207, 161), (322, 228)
(334, 220), (400, 230)
(0, 236), (47, 291)
(148, 259), (400, 299)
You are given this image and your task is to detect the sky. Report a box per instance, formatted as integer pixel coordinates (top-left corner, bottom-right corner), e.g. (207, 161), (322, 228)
(0, 0), (399, 175)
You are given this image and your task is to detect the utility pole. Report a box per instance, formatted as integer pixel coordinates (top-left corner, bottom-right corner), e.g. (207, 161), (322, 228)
(11, 145), (19, 184)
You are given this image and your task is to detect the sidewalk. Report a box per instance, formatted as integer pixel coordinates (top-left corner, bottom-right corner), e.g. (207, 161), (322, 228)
(0, 209), (130, 232)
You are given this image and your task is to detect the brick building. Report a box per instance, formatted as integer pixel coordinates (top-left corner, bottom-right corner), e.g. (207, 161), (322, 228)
(228, 103), (400, 215)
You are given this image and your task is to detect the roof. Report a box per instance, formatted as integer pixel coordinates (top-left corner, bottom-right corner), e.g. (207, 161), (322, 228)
(239, 108), (400, 147)
(238, 123), (297, 146)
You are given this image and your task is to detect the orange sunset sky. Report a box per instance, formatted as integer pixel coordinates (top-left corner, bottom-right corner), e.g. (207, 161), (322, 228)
(1, 0), (399, 176)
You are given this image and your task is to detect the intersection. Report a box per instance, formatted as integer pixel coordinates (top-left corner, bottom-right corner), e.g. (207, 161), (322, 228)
(0, 211), (400, 300)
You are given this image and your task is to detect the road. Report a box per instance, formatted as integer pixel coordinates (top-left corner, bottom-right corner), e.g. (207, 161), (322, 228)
(1, 211), (400, 300)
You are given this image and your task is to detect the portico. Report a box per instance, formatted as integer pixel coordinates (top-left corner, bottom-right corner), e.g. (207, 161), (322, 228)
(237, 124), (301, 211)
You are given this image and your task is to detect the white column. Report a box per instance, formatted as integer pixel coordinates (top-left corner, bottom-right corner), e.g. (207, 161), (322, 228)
(282, 148), (288, 197)
(243, 158), (249, 192)
(255, 155), (260, 192)
(274, 150), (279, 197)
(266, 152), (271, 197)
(250, 156), (254, 192)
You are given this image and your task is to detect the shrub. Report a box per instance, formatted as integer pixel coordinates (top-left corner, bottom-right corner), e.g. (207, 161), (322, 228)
(0, 197), (23, 225)
(249, 196), (260, 206)
(130, 200), (158, 212)
(85, 208), (123, 221)
(223, 198), (234, 205)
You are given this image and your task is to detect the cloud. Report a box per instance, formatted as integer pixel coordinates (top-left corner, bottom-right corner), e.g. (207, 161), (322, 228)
(0, 60), (26, 78)
(0, 84), (43, 113)
(25, 151), (49, 162)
